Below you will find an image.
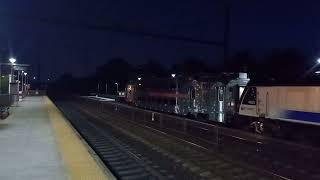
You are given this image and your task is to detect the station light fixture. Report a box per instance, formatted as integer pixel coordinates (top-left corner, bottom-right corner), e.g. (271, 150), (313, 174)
(138, 77), (142, 81)
(171, 73), (176, 78)
(317, 58), (320, 64)
(315, 71), (320, 74)
(9, 58), (16, 64)
(24, 72), (27, 76)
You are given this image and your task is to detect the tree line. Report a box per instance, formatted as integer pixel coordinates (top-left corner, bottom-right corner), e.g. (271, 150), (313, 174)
(48, 48), (316, 97)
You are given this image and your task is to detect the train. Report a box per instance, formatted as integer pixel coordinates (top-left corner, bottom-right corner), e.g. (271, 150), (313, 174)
(238, 81), (320, 137)
(125, 72), (250, 124)
(125, 72), (320, 139)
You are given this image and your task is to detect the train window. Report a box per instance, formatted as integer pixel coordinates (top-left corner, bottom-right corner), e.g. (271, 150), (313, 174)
(239, 87), (245, 97)
(218, 88), (224, 101)
(243, 87), (256, 105)
(190, 89), (196, 99)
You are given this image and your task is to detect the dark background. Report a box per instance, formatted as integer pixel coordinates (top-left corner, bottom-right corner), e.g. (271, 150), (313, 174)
(0, 0), (319, 81)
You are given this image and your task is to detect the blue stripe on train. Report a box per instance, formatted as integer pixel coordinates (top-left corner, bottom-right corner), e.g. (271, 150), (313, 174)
(283, 110), (320, 123)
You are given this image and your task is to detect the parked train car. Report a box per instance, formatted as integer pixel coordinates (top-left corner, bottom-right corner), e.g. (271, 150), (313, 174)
(126, 72), (250, 124)
(238, 81), (320, 136)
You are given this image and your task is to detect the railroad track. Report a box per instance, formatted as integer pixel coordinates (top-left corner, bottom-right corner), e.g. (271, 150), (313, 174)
(57, 102), (175, 180)
(77, 97), (320, 180)
(58, 100), (286, 180)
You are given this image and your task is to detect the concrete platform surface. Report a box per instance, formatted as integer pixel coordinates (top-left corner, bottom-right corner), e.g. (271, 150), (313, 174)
(0, 96), (110, 180)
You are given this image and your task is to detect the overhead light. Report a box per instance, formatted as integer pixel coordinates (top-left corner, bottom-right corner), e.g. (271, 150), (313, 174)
(171, 74), (176, 78)
(9, 58), (16, 64)
(315, 71), (320, 74)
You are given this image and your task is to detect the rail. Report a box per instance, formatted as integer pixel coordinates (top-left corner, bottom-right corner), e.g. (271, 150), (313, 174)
(77, 95), (320, 180)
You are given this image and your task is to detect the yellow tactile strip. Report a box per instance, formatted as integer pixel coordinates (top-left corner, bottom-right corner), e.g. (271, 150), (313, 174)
(43, 96), (108, 180)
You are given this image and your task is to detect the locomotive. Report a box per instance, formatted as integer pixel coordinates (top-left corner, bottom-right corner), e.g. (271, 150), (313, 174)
(125, 72), (250, 124)
(239, 81), (320, 136)
(125, 73), (320, 140)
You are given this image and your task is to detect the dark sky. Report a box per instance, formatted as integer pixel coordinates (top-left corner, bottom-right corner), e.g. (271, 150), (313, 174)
(0, 0), (319, 80)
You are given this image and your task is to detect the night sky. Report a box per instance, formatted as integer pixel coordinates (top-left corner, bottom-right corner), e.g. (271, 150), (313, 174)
(0, 0), (319, 80)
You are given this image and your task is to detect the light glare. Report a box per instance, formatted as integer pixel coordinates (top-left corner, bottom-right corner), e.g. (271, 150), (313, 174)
(9, 58), (16, 64)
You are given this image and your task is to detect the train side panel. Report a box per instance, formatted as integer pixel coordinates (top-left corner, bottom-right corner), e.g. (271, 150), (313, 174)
(240, 86), (320, 126)
(274, 87), (320, 125)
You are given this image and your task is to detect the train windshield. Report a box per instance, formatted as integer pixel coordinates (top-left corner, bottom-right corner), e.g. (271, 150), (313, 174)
(239, 86), (245, 97)
(242, 87), (256, 105)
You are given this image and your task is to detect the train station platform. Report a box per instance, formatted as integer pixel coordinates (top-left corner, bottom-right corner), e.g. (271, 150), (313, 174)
(0, 96), (113, 180)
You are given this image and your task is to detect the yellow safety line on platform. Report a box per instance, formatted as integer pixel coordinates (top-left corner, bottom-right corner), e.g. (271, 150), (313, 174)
(43, 97), (109, 180)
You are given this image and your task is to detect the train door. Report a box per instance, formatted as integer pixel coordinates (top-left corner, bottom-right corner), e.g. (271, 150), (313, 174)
(126, 84), (135, 103)
(189, 87), (196, 108)
(217, 87), (225, 122)
(257, 87), (269, 118)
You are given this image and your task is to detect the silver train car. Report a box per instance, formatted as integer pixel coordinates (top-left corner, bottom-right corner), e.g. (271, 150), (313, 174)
(126, 73), (250, 124)
(238, 82), (320, 135)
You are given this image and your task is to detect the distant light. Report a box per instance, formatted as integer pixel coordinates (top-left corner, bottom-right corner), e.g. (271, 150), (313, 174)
(22, 71), (24, 73)
(138, 77), (142, 81)
(115, 83), (118, 85)
(315, 71), (320, 74)
(9, 58), (16, 64)
(33, 77), (36, 80)
(171, 73), (176, 78)
(317, 58), (320, 64)
(48, 78), (50, 81)
(138, 83), (142, 86)
(24, 72), (27, 76)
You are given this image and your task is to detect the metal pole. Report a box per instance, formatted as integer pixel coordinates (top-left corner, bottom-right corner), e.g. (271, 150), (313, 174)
(105, 82), (108, 94)
(21, 73), (24, 94)
(24, 75), (26, 92)
(116, 84), (119, 94)
(0, 64), (2, 94)
(25, 74), (28, 93)
(10, 65), (13, 81)
(223, 0), (231, 64)
(9, 65), (13, 94)
(17, 71), (20, 92)
(175, 78), (178, 113)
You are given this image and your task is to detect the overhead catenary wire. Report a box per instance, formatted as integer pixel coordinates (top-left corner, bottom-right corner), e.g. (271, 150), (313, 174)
(0, 13), (225, 47)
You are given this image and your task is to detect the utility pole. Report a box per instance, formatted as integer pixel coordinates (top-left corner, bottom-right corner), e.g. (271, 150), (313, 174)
(223, 0), (231, 64)
(105, 82), (108, 94)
